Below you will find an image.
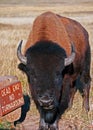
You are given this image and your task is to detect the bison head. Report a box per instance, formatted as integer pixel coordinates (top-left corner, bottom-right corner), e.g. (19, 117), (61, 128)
(17, 40), (75, 120)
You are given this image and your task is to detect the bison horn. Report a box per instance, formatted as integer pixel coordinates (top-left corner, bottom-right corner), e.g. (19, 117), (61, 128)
(17, 40), (27, 65)
(64, 44), (75, 66)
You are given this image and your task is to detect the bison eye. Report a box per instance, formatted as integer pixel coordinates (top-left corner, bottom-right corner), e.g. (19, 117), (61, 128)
(29, 75), (37, 83)
(55, 72), (62, 85)
(33, 77), (37, 82)
(55, 76), (62, 83)
(28, 73), (37, 83)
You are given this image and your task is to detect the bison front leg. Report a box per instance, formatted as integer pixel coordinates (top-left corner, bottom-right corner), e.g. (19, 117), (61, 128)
(38, 118), (49, 130)
(81, 48), (91, 112)
(82, 84), (90, 112)
(80, 73), (91, 112)
(68, 87), (77, 109)
(49, 120), (58, 130)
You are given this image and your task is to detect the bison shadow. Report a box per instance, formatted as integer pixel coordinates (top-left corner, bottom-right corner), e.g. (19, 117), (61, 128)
(14, 94), (31, 126)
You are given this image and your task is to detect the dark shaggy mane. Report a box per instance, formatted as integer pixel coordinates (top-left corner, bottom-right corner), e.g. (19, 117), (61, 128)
(26, 40), (67, 57)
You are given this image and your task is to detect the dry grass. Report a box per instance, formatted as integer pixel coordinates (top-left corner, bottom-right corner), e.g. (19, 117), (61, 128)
(0, 24), (31, 93)
(0, 5), (93, 17)
(0, 2), (93, 129)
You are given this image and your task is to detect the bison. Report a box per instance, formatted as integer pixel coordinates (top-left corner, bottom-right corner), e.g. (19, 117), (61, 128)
(17, 12), (91, 130)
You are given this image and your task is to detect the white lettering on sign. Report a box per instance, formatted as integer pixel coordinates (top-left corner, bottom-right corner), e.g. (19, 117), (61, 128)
(12, 83), (20, 92)
(1, 87), (11, 97)
(0, 82), (21, 98)
(9, 94), (15, 101)
(2, 97), (24, 113)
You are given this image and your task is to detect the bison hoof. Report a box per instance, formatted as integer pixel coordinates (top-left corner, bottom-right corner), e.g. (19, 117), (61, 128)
(83, 102), (90, 113)
(50, 124), (58, 130)
(38, 127), (48, 130)
(39, 124), (49, 130)
(50, 126), (58, 130)
(83, 99), (90, 112)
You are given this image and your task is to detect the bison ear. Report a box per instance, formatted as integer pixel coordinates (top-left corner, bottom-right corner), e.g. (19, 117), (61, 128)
(18, 63), (28, 73)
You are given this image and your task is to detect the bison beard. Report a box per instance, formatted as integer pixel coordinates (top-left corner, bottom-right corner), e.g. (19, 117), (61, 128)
(44, 109), (58, 124)
(38, 107), (59, 130)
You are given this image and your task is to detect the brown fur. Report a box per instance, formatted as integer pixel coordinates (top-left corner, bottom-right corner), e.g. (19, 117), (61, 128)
(24, 12), (89, 60)
(24, 12), (72, 56)
(58, 15), (89, 63)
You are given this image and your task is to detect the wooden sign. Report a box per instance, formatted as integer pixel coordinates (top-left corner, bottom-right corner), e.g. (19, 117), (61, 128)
(5, 107), (21, 122)
(0, 76), (24, 117)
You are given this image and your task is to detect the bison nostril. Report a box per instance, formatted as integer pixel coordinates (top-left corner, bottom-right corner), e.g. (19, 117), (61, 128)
(40, 99), (52, 104)
(38, 97), (54, 107)
(38, 95), (42, 98)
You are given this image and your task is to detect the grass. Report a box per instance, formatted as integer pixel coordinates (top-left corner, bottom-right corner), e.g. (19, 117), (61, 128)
(0, 5), (93, 18)
(0, 24), (31, 129)
(0, 3), (93, 129)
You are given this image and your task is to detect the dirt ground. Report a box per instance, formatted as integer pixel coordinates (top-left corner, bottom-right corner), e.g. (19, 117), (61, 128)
(15, 113), (93, 130)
